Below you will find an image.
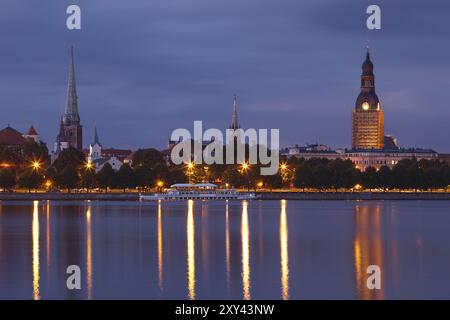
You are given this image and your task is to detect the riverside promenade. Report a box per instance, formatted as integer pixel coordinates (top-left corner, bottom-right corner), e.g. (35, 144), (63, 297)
(0, 191), (449, 201)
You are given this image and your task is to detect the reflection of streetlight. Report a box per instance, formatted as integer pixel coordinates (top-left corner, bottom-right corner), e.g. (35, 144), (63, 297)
(225, 183), (229, 189)
(45, 180), (52, 189)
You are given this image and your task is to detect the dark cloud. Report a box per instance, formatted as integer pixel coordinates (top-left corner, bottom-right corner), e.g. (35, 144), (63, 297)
(0, 0), (449, 151)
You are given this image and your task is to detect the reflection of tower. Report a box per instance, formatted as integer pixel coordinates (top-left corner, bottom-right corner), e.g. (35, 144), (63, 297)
(353, 204), (385, 299)
(280, 200), (289, 300)
(54, 46), (83, 153)
(351, 49), (384, 150)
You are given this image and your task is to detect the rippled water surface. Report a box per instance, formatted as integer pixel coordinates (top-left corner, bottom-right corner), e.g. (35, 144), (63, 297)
(0, 200), (449, 299)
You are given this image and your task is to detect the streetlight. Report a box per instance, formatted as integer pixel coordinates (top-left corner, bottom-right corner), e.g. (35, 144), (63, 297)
(30, 160), (41, 171)
(186, 162), (194, 184)
(240, 162), (249, 172)
(240, 162), (250, 191)
(45, 180), (52, 190)
(85, 161), (93, 170)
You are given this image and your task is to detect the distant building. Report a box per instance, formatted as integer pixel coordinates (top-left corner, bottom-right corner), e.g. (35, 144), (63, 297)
(438, 154), (450, 165)
(351, 49), (384, 150)
(0, 126), (27, 150)
(23, 125), (40, 143)
(346, 148), (438, 171)
(53, 46), (83, 160)
(383, 135), (399, 150)
(282, 143), (334, 157)
(87, 127), (132, 172)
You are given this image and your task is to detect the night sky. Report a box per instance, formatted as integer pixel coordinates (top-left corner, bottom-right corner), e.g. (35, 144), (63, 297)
(0, 0), (449, 151)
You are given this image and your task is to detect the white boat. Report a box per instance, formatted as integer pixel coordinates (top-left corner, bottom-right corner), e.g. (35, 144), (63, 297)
(139, 183), (257, 201)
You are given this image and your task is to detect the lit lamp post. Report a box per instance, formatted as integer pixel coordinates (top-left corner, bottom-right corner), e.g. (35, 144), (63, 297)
(186, 162), (194, 184)
(240, 162), (250, 191)
(157, 180), (164, 192)
(280, 163), (289, 188)
(31, 160), (41, 171)
(84, 161), (94, 193)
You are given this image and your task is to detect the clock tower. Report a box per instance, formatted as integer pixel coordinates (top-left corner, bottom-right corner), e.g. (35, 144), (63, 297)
(351, 49), (384, 150)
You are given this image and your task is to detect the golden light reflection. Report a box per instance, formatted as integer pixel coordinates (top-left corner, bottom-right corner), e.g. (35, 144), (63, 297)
(225, 202), (230, 290)
(241, 201), (251, 300)
(86, 203), (92, 300)
(32, 200), (40, 300)
(46, 201), (50, 274)
(280, 200), (289, 300)
(353, 204), (385, 300)
(187, 200), (196, 299)
(157, 201), (163, 293)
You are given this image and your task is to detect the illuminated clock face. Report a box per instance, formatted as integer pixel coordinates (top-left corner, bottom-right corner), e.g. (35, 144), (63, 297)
(362, 102), (370, 110)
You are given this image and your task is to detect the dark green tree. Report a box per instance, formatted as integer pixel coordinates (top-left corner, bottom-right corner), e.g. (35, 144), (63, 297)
(116, 164), (135, 191)
(96, 163), (115, 192)
(57, 165), (79, 192)
(0, 169), (16, 191)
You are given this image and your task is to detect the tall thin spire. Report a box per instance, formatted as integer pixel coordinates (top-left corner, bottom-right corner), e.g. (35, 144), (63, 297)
(230, 94), (240, 130)
(63, 45), (80, 125)
(93, 126), (101, 146)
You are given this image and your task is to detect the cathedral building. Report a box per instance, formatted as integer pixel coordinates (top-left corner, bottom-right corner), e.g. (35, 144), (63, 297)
(53, 46), (83, 156)
(351, 49), (384, 150)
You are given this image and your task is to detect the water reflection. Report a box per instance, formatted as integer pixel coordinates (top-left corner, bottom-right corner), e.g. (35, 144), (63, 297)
(157, 201), (163, 293)
(241, 201), (251, 300)
(86, 202), (92, 300)
(187, 200), (195, 299)
(225, 202), (230, 291)
(32, 200), (40, 300)
(353, 204), (385, 299)
(280, 200), (289, 300)
(46, 201), (50, 275)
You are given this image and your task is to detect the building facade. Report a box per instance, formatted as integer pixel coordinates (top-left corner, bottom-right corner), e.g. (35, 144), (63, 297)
(351, 50), (384, 150)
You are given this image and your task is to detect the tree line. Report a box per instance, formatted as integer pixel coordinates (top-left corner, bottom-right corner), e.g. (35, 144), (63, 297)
(292, 157), (450, 191)
(1, 143), (449, 192)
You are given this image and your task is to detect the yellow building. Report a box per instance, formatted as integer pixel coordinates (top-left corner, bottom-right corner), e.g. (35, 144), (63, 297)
(352, 50), (384, 150)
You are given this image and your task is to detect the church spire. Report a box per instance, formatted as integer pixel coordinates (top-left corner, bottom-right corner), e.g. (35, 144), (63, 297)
(63, 46), (80, 126)
(230, 94), (240, 130)
(93, 126), (102, 146)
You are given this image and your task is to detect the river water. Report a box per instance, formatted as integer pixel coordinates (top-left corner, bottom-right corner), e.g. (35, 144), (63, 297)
(0, 200), (449, 299)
